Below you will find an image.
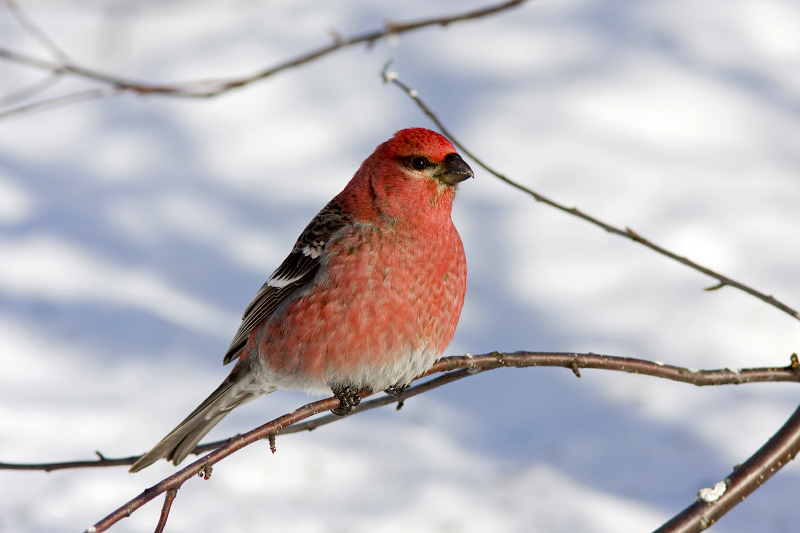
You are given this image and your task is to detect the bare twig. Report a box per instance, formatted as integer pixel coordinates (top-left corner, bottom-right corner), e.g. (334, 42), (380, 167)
(86, 396), (344, 533)
(4, 351), (798, 473)
(654, 400), (800, 533)
(282, 351), (800, 436)
(4, 0), (71, 62)
(0, 71), (62, 106)
(381, 69), (800, 323)
(0, 454), (142, 472)
(0, 0), (528, 120)
(0, 87), (117, 120)
(153, 489), (177, 533)
(78, 351), (800, 532)
(0, 47), (64, 70)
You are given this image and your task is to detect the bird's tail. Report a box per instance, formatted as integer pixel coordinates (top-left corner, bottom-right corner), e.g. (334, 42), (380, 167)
(129, 362), (273, 472)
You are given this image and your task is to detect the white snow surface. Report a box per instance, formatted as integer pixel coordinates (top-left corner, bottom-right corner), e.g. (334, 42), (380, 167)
(1, 1), (799, 532)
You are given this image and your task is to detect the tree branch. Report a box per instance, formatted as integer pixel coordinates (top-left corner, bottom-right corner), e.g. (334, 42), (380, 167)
(381, 68), (800, 324)
(4, 352), (798, 472)
(3, 0), (71, 63)
(72, 350), (800, 532)
(0, 71), (62, 107)
(0, 0), (528, 120)
(654, 400), (800, 533)
(0, 87), (117, 120)
(153, 488), (177, 533)
(84, 396), (343, 533)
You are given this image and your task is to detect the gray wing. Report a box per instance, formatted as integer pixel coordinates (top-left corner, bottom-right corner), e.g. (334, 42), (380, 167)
(222, 200), (350, 364)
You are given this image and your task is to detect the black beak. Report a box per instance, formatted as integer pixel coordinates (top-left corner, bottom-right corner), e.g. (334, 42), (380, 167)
(437, 153), (474, 186)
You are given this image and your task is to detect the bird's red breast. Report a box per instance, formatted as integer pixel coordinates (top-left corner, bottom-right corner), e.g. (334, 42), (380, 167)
(244, 128), (470, 393)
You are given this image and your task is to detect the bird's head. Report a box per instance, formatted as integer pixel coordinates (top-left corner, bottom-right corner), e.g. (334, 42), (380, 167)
(340, 128), (474, 222)
(384, 128), (474, 188)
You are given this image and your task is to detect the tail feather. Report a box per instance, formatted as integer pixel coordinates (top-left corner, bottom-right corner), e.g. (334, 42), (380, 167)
(129, 364), (273, 473)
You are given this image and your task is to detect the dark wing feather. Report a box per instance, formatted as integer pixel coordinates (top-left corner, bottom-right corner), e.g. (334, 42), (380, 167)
(129, 361), (264, 472)
(222, 200), (350, 364)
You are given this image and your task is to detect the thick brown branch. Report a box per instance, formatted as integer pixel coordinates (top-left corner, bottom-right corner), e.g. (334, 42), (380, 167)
(653, 401), (800, 533)
(0, 0), (528, 119)
(4, 352), (798, 474)
(381, 70), (800, 323)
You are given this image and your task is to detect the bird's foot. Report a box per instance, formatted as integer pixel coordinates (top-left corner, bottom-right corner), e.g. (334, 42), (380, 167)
(384, 384), (408, 397)
(331, 386), (362, 416)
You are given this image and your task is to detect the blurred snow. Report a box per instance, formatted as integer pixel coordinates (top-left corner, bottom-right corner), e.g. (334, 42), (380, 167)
(1, 1), (799, 532)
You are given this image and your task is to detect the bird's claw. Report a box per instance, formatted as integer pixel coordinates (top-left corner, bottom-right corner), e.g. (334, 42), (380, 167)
(331, 386), (362, 416)
(384, 384), (408, 397)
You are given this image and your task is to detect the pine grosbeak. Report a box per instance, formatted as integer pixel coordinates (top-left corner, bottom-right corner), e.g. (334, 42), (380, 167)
(130, 128), (472, 472)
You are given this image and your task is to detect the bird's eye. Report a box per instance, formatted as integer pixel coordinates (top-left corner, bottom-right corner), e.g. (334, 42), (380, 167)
(411, 157), (428, 170)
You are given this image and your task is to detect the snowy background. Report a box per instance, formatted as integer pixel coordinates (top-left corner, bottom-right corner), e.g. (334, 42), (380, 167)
(1, 1), (800, 532)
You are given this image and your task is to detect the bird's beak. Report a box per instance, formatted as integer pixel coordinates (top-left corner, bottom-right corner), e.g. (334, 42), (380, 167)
(436, 153), (474, 186)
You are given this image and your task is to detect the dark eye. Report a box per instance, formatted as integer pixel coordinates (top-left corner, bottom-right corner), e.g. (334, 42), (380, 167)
(411, 157), (428, 170)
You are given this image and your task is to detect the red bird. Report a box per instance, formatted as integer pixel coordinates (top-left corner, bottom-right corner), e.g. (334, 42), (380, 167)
(130, 128), (472, 472)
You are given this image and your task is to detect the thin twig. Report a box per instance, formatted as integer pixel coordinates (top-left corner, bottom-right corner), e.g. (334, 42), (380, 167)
(4, 0), (71, 62)
(0, 0), (529, 121)
(0, 455), (142, 472)
(5, 351), (798, 473)
(653, 401), (800, 533)
(381, 69), (800, 323)
(281, 351), (800, 436)
(153, 489), (177, 533)
(0, 87), (117, 120)
(86, 396), (344, 533)
(0, 71), (62, 106)
(0, 47), (64, 70)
